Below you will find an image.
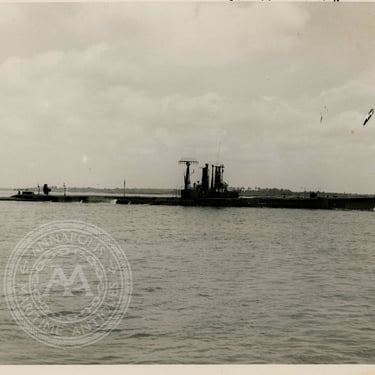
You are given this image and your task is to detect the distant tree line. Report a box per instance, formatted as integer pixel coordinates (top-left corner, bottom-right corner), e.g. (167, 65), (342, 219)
(233, 187), (371, 198)
(20, 186), (178, 195)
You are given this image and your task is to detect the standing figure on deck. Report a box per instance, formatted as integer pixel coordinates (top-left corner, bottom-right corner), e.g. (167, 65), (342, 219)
(43, 184), (51, 196)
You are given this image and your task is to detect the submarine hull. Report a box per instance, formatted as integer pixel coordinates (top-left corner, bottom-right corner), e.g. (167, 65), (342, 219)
(6, 194), (375, 210)
(116, 196), (375, 210)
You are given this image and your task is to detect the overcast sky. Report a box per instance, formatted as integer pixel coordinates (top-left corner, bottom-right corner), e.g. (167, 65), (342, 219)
(1, 3), (375, 192)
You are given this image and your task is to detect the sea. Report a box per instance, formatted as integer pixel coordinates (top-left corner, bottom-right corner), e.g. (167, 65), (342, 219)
(0, 200), (375, 364)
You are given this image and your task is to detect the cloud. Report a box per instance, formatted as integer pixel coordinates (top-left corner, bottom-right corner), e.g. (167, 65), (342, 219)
(0, 3), (374, 192)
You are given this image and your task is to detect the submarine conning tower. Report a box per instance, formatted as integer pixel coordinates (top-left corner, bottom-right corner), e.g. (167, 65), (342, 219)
(178, 159), (238, 199)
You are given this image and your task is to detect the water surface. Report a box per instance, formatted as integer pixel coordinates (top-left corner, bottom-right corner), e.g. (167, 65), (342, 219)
(0, 202), (374, 363)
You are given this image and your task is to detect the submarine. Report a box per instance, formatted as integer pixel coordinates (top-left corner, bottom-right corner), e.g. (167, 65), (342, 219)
(6, 159), (375, 210)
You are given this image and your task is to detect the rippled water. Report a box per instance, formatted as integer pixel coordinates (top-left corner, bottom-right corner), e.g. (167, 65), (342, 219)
(1, 201), (375, 363)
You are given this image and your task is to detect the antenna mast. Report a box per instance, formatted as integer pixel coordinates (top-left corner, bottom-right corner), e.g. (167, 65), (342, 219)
(216, 140), (221, 165)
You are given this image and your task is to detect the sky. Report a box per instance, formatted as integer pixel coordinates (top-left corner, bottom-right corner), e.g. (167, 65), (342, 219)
(1, 2), (375, 192)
